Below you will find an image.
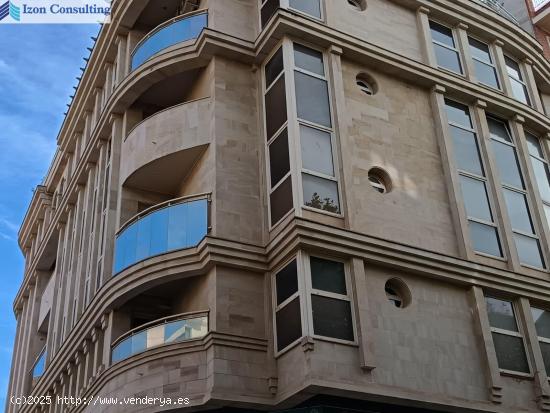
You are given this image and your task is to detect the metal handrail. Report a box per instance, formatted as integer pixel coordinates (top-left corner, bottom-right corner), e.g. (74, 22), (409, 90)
(111, 310), (209, 348)
(116, 192), (211, 236)
(130, 8), (208, 59)
(471, 0), (520, 25)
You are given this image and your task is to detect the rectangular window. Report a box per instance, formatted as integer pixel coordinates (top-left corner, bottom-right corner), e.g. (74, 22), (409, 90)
(468, 37), (499, 89)
(260, 0), (280, 28)
(293, 43), (340, 214)
(486, 296), (530, 374)
(531, 307), (550, 376)
(289, 0), (321, 19)
(526, 131), (550, 231)
(487, 116), (544, 268)
(505, 56), (531, 106)
(274, 259), (302, 352)
(444, 100), (502, 257)
(308, 256), (354, 342)
(429, 21), (463, 74)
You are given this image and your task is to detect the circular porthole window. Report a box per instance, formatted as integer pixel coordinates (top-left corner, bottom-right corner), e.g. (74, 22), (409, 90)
(347, 0), (367, 11)
(356, 73), (377, 96)
(368, 168), (391, 194)
(384, 278), (411, 309)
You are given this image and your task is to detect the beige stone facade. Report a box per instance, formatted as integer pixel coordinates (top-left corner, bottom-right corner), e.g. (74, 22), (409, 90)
(7, 0), (550, 412)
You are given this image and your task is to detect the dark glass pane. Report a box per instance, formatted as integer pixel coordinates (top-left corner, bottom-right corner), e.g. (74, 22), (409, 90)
(445, 100), (472, 128)
(265, 75), (287, 139)
(300, 125), (334, 176)
(474, 60), (499, 89)
(294, 43), (324, 75)
(511, 78), (530, 105)
(469, 221), (502, 257)
(469, 37), (491, 63)
(492, 140), (524, 189)
(276, 259), (298, 305)
(270, 176), (293, 225)
(503, 189), (534, 234)
(526, 133), (544, 158)
(276, 297), (302, 351)
(295, 71), (331, 127)
(311, 295), (354, 341)
(460, 176), (492, 222)
(450, 126), (483, 175)
(486, 297), (518, 331)
(302, 173), (340, 214)
(540, 341), (550, 377)
(310, 257), (346, 295)
(514, 233), (544, 269)
(487, 117), (512, 143)
(492, 332), (530, 373)
(261, 0), (280, 28)
(265, 47), (284, 87)
(434, 43), (462, 74)
(289, 0), (321, 18)
(532, 308), (550, 339)
(269, 129), (290, 187)
(531, 158), (550, 203)
(429, 21), (455, 47)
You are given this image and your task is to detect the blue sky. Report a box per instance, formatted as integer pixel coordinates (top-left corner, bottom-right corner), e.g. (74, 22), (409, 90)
(0, 23), (99, 409)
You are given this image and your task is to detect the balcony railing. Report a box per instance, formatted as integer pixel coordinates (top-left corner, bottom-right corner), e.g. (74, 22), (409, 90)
(131, 10), (208, 71)
(471, 0), (520, 25)
(111, 312), (208, 363)
(113, 194), (210, 274)
(31, 348), (46, 379)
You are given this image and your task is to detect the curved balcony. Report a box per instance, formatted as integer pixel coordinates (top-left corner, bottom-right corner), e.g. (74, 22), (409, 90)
(470, 0), (519, 25)
(111, 312), (208, 363)
(131, 10), (208, 71)
(113, 194), (210, 274)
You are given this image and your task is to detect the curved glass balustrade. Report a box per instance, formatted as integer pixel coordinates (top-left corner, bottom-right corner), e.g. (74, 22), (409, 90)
(111, 314), (208, 363)
(131, 12), (208, 71)
(32, 349), (46, 379)
(114, 196), (209, 274)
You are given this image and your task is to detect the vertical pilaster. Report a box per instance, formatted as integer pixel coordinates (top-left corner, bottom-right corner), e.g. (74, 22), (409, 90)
(416, 6), (436, 66)
(455, 22), (474, 80)
(523, 58), (544, 112)
(114, 34), (128, 85)
(492, 40), (507, 93)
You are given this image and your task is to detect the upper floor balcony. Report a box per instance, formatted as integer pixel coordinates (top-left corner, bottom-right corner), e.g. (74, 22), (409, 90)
(113, 194), (210, 274)
(471, 0), (520, 25)
(131, 10), (208, 71)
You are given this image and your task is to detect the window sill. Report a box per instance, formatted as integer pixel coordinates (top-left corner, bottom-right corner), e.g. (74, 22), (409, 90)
(301, 205), (344, 219)
(500, 369), (533, 380)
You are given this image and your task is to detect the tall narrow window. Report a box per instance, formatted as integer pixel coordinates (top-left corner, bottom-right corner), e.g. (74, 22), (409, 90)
(264, 47), (293, 226)
(289, 0), (322, 19)
(308, 257), (354, 341)
(505, 57), (531, 106)
(429, 21), (462, 74)
(487, 116), (544, 268)
(260, 0), (280, 29)
(531, 307), (550, 376)
(444, 100), (502, 257)
(486, 296), (530, 374)
(274, 259), (302, 352)
(525, 132), (550, 230)
(293, 43), (340, 214)
(468, 37), (499, 89)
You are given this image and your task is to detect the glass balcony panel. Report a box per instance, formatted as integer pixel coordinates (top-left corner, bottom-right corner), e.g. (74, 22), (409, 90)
(112, 337), (132, 363)
(131, 330), (147, 355)
(146, 325), (165, 348)
(131, 12), (207, 71)
(114, 198), (208, 273)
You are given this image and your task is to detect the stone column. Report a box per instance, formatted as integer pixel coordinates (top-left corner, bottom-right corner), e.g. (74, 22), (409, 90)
(416, 6), (436, 66)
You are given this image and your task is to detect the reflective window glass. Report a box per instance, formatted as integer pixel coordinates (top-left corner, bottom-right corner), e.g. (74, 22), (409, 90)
(510, 79), (530, 105)
(276, 297), (302, 351)
(265, 75), (287, 139)
(450, 126), (483, 175)
(311, 295), (354, 341)
(269, 129), (291, 187)
(276, 259), (298, 305)
(540, 341), (550, 376)
(270, 176), (293, 225)
(310, 257), (346, 295)
(261, 0), (280, 28)
(300, 125), (334, 176)
(429, 21), (455, 47)
(289, 0), (322, 18)
(433, 44), (462, 74)
(487, 117), (512, 143)
(526, 133), (545, 158)
(503, 189), (534, 234)
(532, 308), (550, 340)
(460, 175), (492, 222)
(265, 47), (284, 87)
(469, 221), (502, 257)
(486, 297), (518, 331)
(514, 233), (544, 268)
(492, 140), (524, 189)
(445, 100), (472, 128)
(469, 37), (491, 62)
(294, 44), (324, 75)
(492, 332), (530, 373)
(302, 173), (340, 214)
(532, 158), (550, 203)
(474, 60), (499, 89)
(295, 71), (331, 127)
